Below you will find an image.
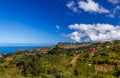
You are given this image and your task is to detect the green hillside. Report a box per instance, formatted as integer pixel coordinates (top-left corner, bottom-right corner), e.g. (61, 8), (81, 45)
(1, 40), (120, 78)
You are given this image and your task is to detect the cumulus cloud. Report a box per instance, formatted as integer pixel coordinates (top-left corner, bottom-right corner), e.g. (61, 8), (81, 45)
(66, 0), (109, 14)
(68, 32), (80, 42)
(78, 0), (109, 13)
(66, 1), (78, 12)
(108, 0), (119, 4)
(67, 23), (120, 42)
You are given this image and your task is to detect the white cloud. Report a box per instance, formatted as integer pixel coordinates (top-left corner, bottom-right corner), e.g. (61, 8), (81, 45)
(66, 0), (109, 14)
(108, 0), (119, 4)
(67, 23), (120, 42)
(108, 6), (120, 18)
(56, 25), (60, 31)
(66, 1), (75, 8)
(108, 14), (115, 18)
(78, 0), (109, 13)
(68, 31), (81, 42)
(66, 1), (74, 8)
(66, 1), (78, 12)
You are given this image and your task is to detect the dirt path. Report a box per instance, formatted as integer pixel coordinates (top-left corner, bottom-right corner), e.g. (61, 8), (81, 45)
(70, 54), (80, 65)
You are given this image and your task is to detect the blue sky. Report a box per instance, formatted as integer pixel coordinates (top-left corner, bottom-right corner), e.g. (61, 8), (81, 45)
(0, 0), (120, 44)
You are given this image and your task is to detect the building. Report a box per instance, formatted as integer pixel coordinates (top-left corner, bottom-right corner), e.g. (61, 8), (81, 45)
(89, 48), (95, 56)
(0, 54), (3, 58)
(35, 48), (48, 54)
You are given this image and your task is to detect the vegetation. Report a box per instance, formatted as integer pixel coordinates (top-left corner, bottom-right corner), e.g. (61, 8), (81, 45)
(1, 40), (120, 78)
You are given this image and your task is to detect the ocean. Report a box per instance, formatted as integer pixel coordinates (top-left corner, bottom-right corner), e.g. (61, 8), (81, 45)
(0, 46), (46, 54)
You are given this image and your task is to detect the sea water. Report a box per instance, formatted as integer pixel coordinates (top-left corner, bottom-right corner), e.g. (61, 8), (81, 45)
(0, 46), (45, 54)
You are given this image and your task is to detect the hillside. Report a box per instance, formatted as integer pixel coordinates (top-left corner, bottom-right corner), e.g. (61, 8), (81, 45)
(0, 40), (120, 78)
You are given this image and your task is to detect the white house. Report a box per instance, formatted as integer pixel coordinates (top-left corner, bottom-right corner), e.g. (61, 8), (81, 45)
(0, 54), (3, 58)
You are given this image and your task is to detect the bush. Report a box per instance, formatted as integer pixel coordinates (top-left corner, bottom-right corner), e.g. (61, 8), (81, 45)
(0, 58), (5, 63)
(114, 68), (120, 77)
(94, 74), (115, 78)
(16, 56), (43, 77)
(55, 72), (76, 78)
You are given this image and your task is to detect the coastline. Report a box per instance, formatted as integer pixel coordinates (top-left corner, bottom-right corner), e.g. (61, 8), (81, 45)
(0, 45), (52, 54)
